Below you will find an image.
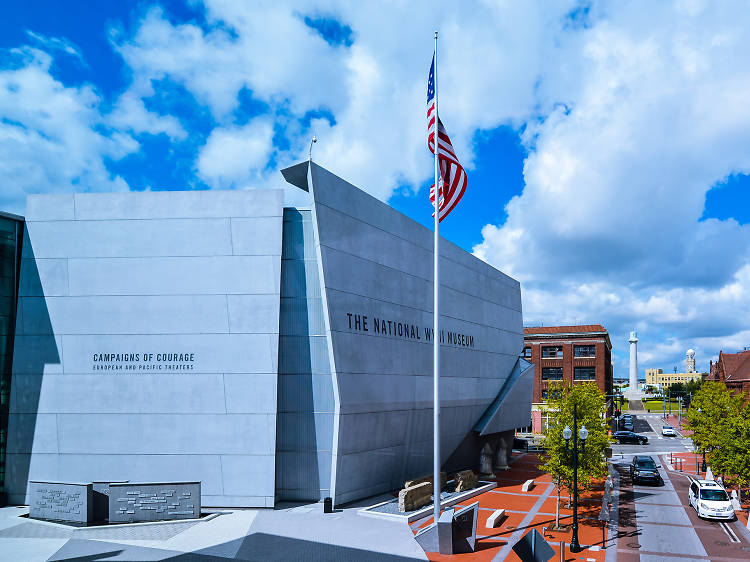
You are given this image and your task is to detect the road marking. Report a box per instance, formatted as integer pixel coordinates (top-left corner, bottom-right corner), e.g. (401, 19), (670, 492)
(719, 521), (741, 543)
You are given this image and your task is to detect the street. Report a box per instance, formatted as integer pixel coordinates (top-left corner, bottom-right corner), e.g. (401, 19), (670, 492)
(611, 409), (700, 460)
(609, 408), (750, 561)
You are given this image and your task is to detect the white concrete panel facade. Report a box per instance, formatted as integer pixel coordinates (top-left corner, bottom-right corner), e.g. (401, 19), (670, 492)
(306, 162), (524, 505)
(6, 164), (527, 509)
(7, 190), (284, 507)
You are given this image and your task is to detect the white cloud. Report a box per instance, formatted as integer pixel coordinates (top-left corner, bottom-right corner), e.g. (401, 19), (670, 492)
(4, 1), (750, 376)
(106, 92), (187, 140)
(0, 47), (135, 214)
(473, 2), (750, 374)
(112, 2), (582, 199)
(25, 31), (85, 64)
(197, 118), (274, 187)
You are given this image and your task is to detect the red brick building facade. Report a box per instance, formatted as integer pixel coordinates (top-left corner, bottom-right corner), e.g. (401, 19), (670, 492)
(707, 349), (750, 397)
(524, 325), (613, 404)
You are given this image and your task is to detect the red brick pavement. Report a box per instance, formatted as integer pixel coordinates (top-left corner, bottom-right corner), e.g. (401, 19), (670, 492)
(412, 452), (610, 561)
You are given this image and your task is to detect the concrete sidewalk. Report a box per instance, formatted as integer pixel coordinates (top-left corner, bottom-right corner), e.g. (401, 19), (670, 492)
(0, 500), (427, 561)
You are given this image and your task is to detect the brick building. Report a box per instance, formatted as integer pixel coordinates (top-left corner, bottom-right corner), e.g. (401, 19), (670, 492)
(523, 325), (613, 433)
(707, 349), (750, 397)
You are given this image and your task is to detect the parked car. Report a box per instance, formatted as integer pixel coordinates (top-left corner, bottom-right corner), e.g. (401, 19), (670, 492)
(689, 480), (735, 520)
(622, 419), (634, 431)
(613, 431), (648, 444)
(662, 425), (677, 437)
(629, 455), (662, 485)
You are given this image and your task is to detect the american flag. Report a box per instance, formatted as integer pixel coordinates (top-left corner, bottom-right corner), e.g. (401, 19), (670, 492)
(427, 54), (467, 222)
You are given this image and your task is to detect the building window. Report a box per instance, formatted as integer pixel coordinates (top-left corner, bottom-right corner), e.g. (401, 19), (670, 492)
(541, 346), (563, 358)
(542, 367), (563, 380)
(541, 389), (562, 400)
(574, 367), (596, 380)
(574, 345), (595, 358)
(522, 347), (532, 358)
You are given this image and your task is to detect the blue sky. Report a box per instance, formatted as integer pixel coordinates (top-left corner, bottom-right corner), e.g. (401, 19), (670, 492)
(2, 1), (750, 377)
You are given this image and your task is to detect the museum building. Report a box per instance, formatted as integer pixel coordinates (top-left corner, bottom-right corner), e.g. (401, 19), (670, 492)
(1, 161), (532, 508)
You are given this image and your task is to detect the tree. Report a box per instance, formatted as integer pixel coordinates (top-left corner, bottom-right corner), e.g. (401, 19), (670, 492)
(670, 382), (686, 395)
(685, 379), (702, 395)
(539, 382), (609, 529)
(687, 382), (750, 497)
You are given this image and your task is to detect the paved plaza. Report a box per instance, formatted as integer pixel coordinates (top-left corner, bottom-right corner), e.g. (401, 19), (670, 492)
(2, 425), (749, 561)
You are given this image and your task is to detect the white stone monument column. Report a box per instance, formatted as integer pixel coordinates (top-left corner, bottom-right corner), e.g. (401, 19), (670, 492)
(629, 331), (639, 394)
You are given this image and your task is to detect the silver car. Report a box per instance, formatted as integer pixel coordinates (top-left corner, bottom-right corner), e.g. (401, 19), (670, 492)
(662, 425), (677, 436)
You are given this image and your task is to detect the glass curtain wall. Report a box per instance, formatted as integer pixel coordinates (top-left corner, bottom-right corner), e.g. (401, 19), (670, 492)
(0, 214), (22, 503)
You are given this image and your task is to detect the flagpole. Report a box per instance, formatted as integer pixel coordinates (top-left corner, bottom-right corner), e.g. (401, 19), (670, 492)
(432, 29), (441, 525)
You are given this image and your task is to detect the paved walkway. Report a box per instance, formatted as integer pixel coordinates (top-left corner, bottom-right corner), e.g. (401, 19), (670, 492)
(0, 501), (426, 561)
(411, 452), (611, 561)
(5, 447), (748, 561)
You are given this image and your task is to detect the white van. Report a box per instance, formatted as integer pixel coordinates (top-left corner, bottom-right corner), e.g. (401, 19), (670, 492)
(688, 480), (735, 520)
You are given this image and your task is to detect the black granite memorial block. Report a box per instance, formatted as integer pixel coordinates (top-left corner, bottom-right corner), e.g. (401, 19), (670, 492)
(512, 528), (555, 562)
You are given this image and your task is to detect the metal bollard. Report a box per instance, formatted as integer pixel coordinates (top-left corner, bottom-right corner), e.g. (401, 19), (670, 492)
(323, 497), (333, 513)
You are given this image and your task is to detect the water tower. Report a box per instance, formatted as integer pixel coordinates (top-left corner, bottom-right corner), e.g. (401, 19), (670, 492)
(686, 349), (696, 373)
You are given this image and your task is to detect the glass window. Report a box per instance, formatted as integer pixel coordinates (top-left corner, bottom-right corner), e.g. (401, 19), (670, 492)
(0, 216), (21, 497)
(574, 366), (596, 380)
(542, 367), (563, 380)
(700, 489), (729, 501)
(522, 347), (532, 358)
(541, 346), (563, 358)
(574, 345), (595, 358)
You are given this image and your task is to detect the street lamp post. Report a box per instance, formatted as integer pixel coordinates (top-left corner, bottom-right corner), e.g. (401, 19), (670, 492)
(564, 402), (589, 554)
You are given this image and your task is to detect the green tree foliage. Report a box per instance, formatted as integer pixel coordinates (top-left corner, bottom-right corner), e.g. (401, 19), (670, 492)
(539, 382), (609, 526)
(669, 382), (686, 394)
(685, 379), (703, 394)
(687, 382), (750, 491)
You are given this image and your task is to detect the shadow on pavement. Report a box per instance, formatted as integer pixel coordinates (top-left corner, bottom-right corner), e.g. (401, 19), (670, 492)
(49, 533), (426, 562)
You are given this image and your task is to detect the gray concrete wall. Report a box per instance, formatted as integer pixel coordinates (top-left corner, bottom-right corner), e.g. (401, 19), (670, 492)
(275, 209), (335, 501)
(7, 191), (284, 507)
(306, 163), (523, 505)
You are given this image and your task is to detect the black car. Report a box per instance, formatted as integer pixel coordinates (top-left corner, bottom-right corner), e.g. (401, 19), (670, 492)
(613, 430), (648, 444)
(629, 455), (662, 485)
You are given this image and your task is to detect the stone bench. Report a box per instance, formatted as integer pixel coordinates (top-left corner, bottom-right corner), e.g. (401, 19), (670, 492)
(521, 479), (535, 492)
(485, 508), (506, 528)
